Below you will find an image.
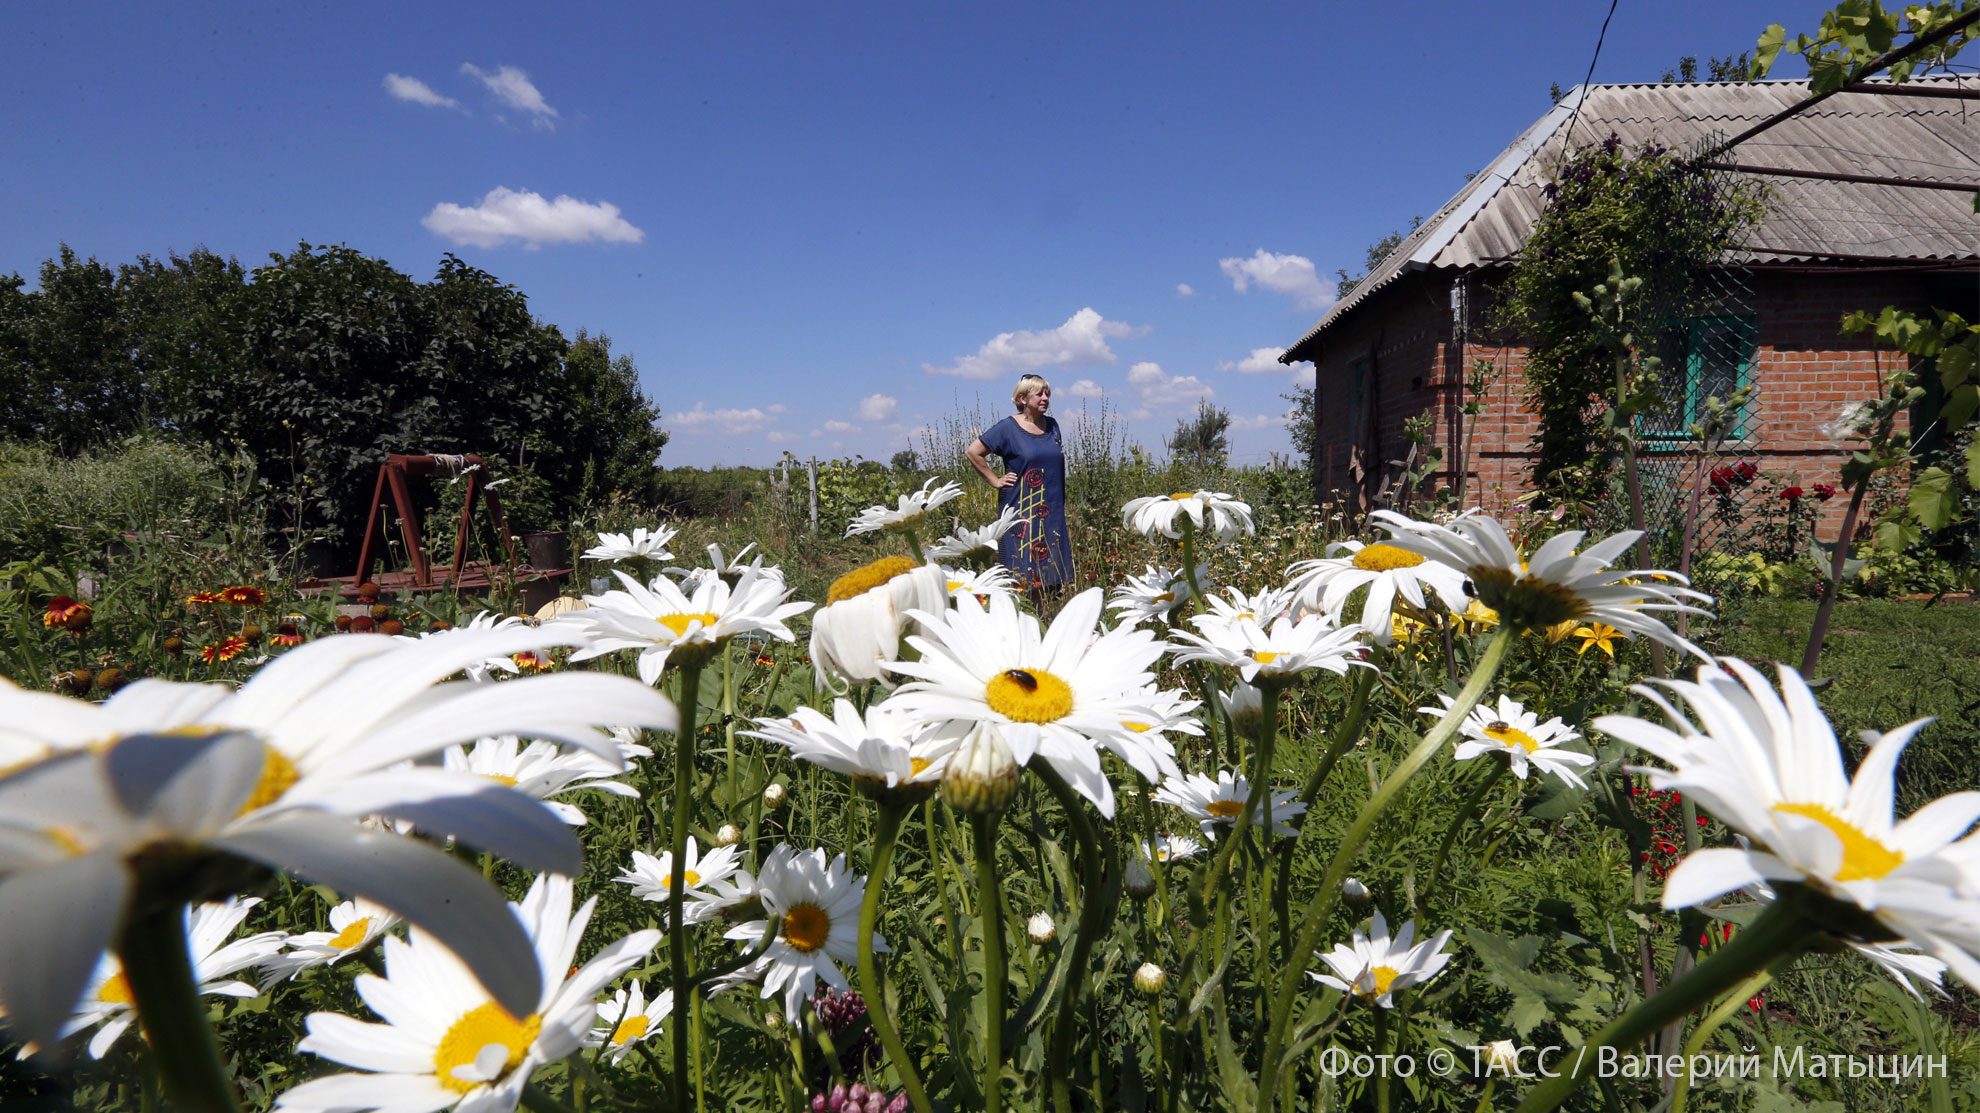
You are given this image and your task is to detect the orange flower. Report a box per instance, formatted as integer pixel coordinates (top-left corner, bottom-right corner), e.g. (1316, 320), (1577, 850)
(512, 650), (555, 674)
(271, 623), (306, 647)
(43, 596), (92, 632)
(221, 586), (269, 606)
(202, 637), (249, 663)
(187, 591), (224, 605)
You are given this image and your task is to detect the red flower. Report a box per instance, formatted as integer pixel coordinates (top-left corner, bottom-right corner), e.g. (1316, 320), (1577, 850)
(271, 623), (306, 647)
(187, 591), (224, 605)
(1778, 486), (1804, 501)
(43, 596), (92, 632)
(349, 615), (376, 633)
(1811, 483), (1838, 501)
(1707, 466), (1733, 494)
(1030, 539), (1050, 560)
(1024, 468), (1044, 488)
(512, 650), (554, 674)
(221, 586), (268, 606)
(202, 637), (249, 663)
(1734, 461), (1758, 482)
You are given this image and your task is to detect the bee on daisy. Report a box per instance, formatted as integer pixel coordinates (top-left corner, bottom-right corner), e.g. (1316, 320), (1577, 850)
(1421, 693), (1596, 788)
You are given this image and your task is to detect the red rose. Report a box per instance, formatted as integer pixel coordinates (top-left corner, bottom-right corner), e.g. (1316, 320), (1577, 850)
(1734, 461), (1758, 482)
(1778, 486), (1804, 501)
(1811, 483), (1838, 501)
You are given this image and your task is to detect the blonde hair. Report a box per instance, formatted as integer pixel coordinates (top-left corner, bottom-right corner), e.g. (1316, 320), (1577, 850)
(1012, 374), (1052, 410)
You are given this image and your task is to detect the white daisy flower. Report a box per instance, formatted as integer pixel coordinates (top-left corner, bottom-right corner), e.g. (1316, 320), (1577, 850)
(884, 588), (1169, 817)
(584, 526), (678, 563)
(1193, 585), (1299, 633)
(557, 565), (811, 682)
(942, 564), (1019, 604)
(723, 846), (880, 1019)
(1153, 770), (1304, 842)
(1106, 564), (1206, 628)
(0, 628), (679, 1049)
(808, 558), (950, 690)
(1421, 693), (1595, 789)
(48, 897), (285, 1059)
(1308, 911), (1455, 1008)
(584, 980), (674, 1064)
(1739, 869), (1949, 1000)
(278, 874), (657, 1113)
(926, 507), (1022, 562)
(1594, 659), (1980, 988)
(406, 611), (536, 684)
(258, 898), (402, 988)
(1286, 539), (1471, 644)
(616, 837), (748, 926)
(442, 735), (641, 826)
(1140, 833), (1205, 865)
(1168, 613), (1373, 687)
(845, 477), (966, 538)
(1122, 491), (1255, 542)
(745, 701), (957, 804)
(668, 542), (786, 590)
(1369, 509), (1712, 655)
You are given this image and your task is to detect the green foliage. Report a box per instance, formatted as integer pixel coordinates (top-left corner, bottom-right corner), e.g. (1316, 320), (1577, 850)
(0, 438), (235, 561)
(0, 244), (670, 559)
(1165, 400), (1232, 469)
(1333, 216), (1421, 299)
(1753, 1), (1979, 89)
(1660, 53), (1755, 83)
(1498, 137), (1767, 504)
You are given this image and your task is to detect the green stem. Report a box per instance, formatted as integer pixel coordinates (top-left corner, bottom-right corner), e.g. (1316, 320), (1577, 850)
(1373, 1005), (1391, 1113)
(1800, 475), (1871, 679)
(857, 805), (935, 1113)
(973, 812), (1008, 1113)
(1197, 682), (1281, 910)
(1297, 667), (1376, 810)
(1258, 624), (1516, 1110)
(1512, 891), (1819, 1113)
(669, 661), (706, 1113)
(117, 903), (241, 1113)
(1423, 760), (1509, 908)
(722, 644), (737, 808)
(1035, 763), (1115, 1113)
(1670, 966), (1778, 1113)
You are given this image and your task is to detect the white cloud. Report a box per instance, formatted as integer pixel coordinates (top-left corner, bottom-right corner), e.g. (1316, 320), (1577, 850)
(1217, 346), (1291, 374)
(924, 308), (1145, 380)
(1065, 379), (1106, 398)
(824, 419), (860, 434)
(1176, 283), (1195, 297)
(383, 74), (460, 109)
(1293, 363), (1316, 388)
(1218, 249), (1335, 312)
(669, 403), (777, 435)
(1123, 361), (1213, 419)
(423, 187), (643, 248)
(460, 64), (559, 128)
(1228, 412), (1289, 432)
(856, 393), (897, 422)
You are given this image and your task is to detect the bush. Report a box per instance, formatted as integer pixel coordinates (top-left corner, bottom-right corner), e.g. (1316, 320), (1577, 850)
(0, 438), (235, 561)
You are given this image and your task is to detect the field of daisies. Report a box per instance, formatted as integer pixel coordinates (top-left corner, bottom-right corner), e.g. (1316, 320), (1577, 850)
(5, 475), (1980, 1113)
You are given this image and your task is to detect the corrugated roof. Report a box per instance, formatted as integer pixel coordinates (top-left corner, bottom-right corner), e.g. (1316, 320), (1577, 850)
(1284, 76), (1980, 362)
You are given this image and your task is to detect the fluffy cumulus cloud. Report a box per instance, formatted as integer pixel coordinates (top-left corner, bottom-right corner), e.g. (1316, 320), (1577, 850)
(1228, 412), (1290, 432)
(423, 188), (644, 249)
(1293, 362), (1316, 388)
(856, 393), (897, 422)
(924, 308), (1145, 380)
(461, 63), (559, 128)
(383, 74), (459, 109)
(669, 403), (778, 436)
(1176, 283), (1195, 297)
(1218, 250), (1335, 312)
(823, 419), (859, 434)
(1217, 346), (1291, 374)
(1124, 361), (1214, 419)
(1064, 379), (1106, 398)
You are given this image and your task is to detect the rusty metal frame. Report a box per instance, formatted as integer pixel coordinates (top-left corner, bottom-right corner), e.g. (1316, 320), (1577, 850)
(353, 454), (520, 587)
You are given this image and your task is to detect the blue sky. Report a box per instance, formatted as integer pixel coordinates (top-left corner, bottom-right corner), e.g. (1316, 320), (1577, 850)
(3, 1), (1829, 468)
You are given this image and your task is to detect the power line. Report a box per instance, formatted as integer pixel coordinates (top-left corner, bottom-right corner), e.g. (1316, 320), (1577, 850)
(1562, 0), (1622, 149)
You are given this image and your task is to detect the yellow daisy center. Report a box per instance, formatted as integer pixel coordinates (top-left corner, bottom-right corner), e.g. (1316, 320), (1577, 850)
(947, 581), (964, 592)
(1124, 722), (1152, 733)
(1352, 544), (1425, 572)
(1169, 492), (1198, 501)
(1366, 965), (1401, 997)
(828, 556), (921, 604)
(1153, 592), (1175, 602)
(1773, 803), (1906, 882)
(656, 612), (721, 638)
(1205, 800), (1246, 820)
(1251, 651), (1279, 664)
(433, 1003), (541, 1093)
(985, 668), (1074, 723)
(238, 746), (301, 815)
(98, 971), (134, 1005)
(328, 917), (373, 951)
(783, 902), (832, 953)
(909, 757), (932, 776)
(483, 773), (520, 788)
(41, 825), (88, 856)
(611, 1015), (650, 1045)
(1468, 569), (1585, 630)
(1483, 722), (1542, 753)
(659, 869), (703, 890)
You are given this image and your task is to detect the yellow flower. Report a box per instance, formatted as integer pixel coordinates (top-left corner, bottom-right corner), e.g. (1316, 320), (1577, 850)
(1544, 620), (1577, 644)
(1455, 599), (1499, 634)
(1572, 623), (1622, 658)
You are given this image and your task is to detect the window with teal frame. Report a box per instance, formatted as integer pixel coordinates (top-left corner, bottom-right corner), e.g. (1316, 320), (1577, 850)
(1641, 316), (1756, 444)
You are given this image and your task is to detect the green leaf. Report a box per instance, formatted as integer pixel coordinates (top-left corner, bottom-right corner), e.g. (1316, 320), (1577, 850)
(1753, 24), (1787, 77)
(1966, 440), (1980, 488)
(1808, 537), (1868, 581)
(1876, 516), (1922, 554)
(1942, 383), (1979, 430)
(1909, 466), (1959, 530)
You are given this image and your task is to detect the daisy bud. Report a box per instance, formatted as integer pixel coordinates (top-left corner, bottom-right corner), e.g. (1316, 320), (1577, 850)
(1220, 683), (1264, 739)
(714, 823), (743, 847)
(1027, 912), (1057, 944)
(765, 1010), (786, 1031)
(163, 635), (184, 655)
(1124, 854), (1156, 900)
(1133, 962), (1166, 995)
(1483, 1039), (1520, 1074)
(763, 782), (787, 809)
(1342, 877), (1372, 909)
(942, 722), (1019, 817)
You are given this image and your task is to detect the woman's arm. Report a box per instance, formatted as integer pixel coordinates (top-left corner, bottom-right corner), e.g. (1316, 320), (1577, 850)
(966, 437), (1017, 489)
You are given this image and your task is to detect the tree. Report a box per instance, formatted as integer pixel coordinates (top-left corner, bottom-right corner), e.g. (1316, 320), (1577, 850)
(1334, 218), (1422, 299)
(890, 448), (919, 473)
(1660, 53), (1754, 83)
(1282, 383), (1315, 473)
(1167, 400), (1231, 468)
(0, 246), (147, 453)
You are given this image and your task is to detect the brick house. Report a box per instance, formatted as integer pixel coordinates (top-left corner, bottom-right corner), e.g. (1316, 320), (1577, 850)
(1280, 78), (1978, 523)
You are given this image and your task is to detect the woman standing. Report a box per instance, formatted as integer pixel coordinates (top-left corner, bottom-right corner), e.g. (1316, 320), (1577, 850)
(966, 374), (1073, 592)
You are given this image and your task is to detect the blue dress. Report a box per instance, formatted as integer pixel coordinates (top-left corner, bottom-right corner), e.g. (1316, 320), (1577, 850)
(978, 415), (1073, 587)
